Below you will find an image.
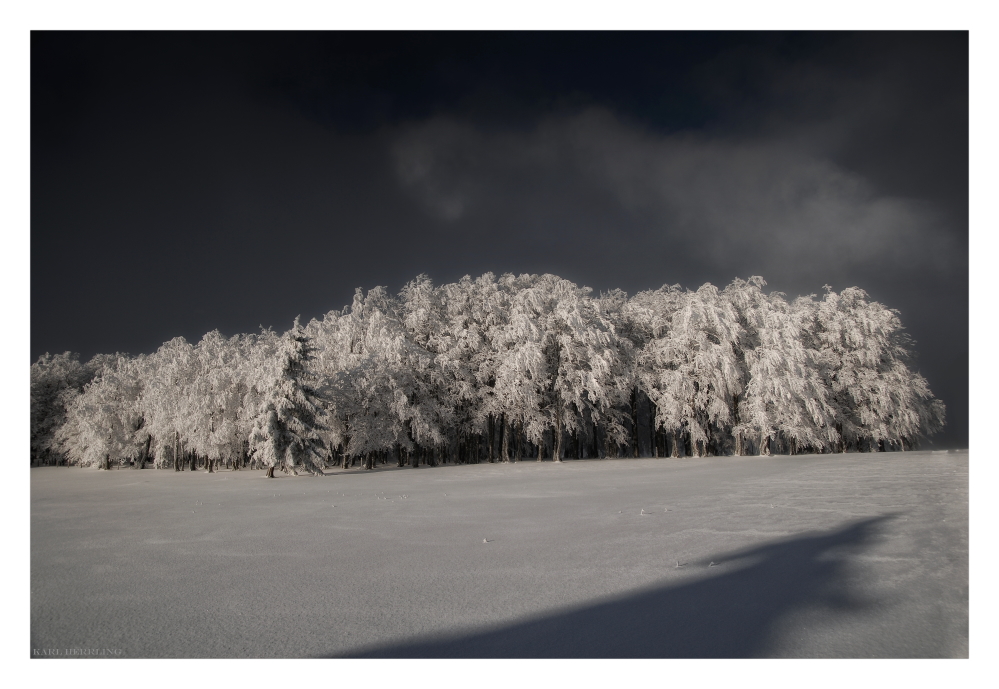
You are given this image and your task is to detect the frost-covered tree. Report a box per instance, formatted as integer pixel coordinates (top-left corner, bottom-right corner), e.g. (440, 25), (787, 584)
(743, 294), (837, 455)
(813, 286), (945, 451)
(183, 331), (260, 472)
(511, 274), (628, 461)
(308, 285), (441, 469)
(247, 319), (329, 477)
(436, 273), (513, 463)
(55, 354), (147, 468)
(142, 337), (198, 470)
(633, 283), (745, 457)
(30, 352), (98, 465)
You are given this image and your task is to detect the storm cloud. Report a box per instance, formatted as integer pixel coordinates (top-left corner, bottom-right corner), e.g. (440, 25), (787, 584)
(392, 108), (957, 281)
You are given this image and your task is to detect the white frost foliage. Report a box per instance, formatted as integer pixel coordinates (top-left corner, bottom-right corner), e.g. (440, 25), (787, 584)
(813, 286), (945, 450)
(738, 291), (838, 453)
(247, 320), (329, 475)
(35, 273), (945, 469)
(55, 354), (147, 467)
(31, 351), (95, 464)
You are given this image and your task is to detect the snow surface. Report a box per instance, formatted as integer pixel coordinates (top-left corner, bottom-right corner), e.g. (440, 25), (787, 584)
(30, 450), (968, 658)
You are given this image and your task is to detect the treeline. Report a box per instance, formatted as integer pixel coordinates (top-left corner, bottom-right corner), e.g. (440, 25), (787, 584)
(30, 274), (945, 474)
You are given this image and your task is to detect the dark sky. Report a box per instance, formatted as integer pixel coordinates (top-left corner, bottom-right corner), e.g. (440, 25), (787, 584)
(31, 31), (968, 447)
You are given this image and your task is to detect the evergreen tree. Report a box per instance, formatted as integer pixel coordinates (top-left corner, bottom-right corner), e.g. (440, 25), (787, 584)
(247, 319), (329, 477)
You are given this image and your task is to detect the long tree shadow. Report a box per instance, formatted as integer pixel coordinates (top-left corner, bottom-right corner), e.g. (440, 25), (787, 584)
(335, 515), (894, 658)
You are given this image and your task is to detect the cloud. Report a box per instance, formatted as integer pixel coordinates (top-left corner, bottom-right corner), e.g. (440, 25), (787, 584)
(390, 108), (957, 282)
(392, 119), (485, 222)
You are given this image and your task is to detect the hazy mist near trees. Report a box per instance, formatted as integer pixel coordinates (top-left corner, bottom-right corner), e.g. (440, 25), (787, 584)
(31, 274), (945, 473)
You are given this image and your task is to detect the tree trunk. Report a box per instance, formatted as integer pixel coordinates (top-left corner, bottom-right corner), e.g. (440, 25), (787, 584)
(513, 420), (522, 462)
(650, 402), (658, 458)
(135, 435), (151, 469)
(630, 388), (640, 457)
(500, 413), (509, 462)
(554, 414), (563, 463)
(174, 431), (181, 471)
(487, 415), (495, 463)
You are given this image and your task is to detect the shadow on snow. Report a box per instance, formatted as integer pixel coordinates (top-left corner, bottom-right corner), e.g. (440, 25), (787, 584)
(331, 515), (893, 658)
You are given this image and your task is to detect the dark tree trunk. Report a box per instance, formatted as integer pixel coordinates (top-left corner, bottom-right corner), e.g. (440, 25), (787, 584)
(554, 415), (563, 463)
(135, 435), (151, 469)
(500, 413), (508, 462)
(649, 403), (657, 457)
(630, 388), (640, 457)
(487, 415), (495, 463)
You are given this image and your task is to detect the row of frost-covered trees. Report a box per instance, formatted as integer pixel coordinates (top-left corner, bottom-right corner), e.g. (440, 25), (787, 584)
(30, 274), (945, 474)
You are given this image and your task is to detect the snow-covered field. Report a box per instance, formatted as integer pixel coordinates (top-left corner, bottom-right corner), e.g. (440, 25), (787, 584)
(30, 450), (968, 658)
